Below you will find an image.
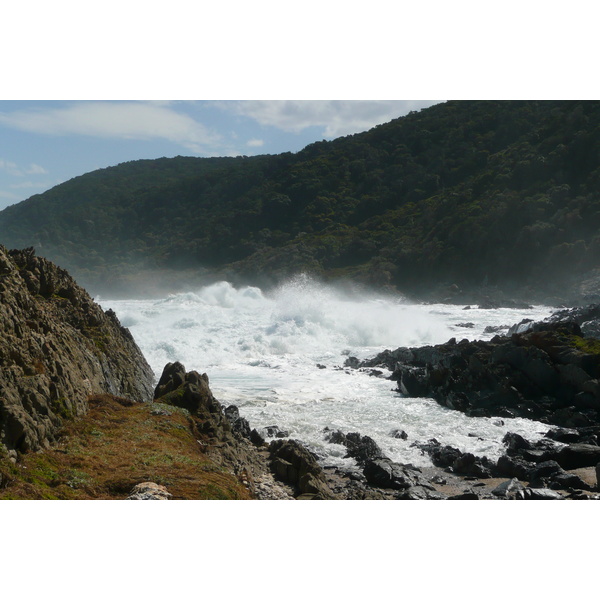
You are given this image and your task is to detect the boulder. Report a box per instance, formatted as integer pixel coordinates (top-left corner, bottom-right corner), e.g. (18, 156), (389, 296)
(492, 478), (526, 499)
(127, 482), (172, 500)
(324, 430), (386, 465)
(391, 429), (408, 440)
(269, 439), (335, 499)
(556, 444), (600, 469)
(362, 458), (417, 491)
(224, 405), (252, 439)
(522, 487), (563, 500)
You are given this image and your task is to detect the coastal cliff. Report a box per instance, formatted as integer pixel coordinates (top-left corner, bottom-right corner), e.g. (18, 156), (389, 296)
(2, 246), (599, 499)
(0, 245), (154, 458)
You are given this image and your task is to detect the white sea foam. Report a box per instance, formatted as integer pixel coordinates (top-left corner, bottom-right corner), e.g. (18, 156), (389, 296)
(100, 276), (556, 467)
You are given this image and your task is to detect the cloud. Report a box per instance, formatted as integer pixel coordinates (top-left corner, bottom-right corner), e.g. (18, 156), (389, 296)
(0, 102), (223, 154)
(0, 159), (21, 176)
(219, 100), (442, 137)
(246, 138), (264, 147)
(25, 163), (48, 175)
(0, 158), (48, 177)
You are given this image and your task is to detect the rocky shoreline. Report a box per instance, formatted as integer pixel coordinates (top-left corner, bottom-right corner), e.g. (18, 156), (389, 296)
(149, 354), (600, 499)
(2, 244), (600, 499)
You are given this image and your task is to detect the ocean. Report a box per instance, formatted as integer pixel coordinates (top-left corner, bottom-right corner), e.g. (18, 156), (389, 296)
(99, 275), (556, 469)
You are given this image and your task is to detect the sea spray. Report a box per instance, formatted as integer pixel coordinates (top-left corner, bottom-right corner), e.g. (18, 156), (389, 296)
(100, 276), (555, 467)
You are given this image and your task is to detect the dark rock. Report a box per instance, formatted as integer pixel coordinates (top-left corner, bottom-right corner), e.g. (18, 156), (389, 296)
(224, 405), (252, 439)
(414, 439), (494, 477)
(269, 439), (335, 499)
(397, 486), (447, 500)
(367, 319), (600, 429)
(545, 427), (582, 444)
(549, 472), (593, 491)
(546, 304), (600, 328)
(391, 429), (408, 440)
(503, 432), (534, 454)
(363, 458), (417, 490)
(507, 319), (535, 335)
(250, 429), (265, 446)
(448, 492), (480, 500)
(452, 452), (493, 478)
(492, 478), (526, 499)
(522, 487), (564, 500)
(324, 430), (386, 465)
(263, 425), (290, 438)
(343, 356), (360, 369)
(495, 454), (535, 480)
(556, 443), (600, 469)
(154, 365), (220, 418)
(154, 361), (186, 399)
(484, 325), (507, 334)
(526, 460), (564, 482)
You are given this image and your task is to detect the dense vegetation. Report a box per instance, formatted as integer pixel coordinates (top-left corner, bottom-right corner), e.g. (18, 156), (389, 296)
(1, 100), (599, 297)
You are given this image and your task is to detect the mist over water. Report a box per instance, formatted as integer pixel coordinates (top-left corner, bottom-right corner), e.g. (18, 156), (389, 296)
(100, 275), (556, 468)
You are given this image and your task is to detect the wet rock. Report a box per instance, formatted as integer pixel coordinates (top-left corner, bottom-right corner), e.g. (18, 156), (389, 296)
(263, 425), (290, 438)
(503, 432), (535, 454)
(522, 487), (564, 500)
(224, 405), (252, 439)
(492, 478), (526, 499)
(362, 318), (600, 429)
(484, 325), (507, 334)
(391, 429), (408, 440)
(324, 430), (386, 465)
(414, 439), (494, 477)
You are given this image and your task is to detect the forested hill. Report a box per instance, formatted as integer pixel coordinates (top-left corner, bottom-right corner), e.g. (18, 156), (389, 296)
(1, 100), (599, 300)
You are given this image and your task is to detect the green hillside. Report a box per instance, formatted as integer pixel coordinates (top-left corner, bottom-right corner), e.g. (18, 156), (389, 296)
(1, 100), (599, 299)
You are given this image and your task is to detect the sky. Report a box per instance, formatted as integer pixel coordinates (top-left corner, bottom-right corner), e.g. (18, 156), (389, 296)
(0, 100), (441, 211)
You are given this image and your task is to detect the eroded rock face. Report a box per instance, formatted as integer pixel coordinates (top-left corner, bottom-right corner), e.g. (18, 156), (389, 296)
(360, 321), (600, 427)
(0, 246), (155, 456)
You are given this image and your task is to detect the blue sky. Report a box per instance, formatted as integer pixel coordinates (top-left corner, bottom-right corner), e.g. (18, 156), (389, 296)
(0, 100), (441, 211)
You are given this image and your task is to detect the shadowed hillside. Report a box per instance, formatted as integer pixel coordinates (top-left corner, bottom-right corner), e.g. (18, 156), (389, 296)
(1, 100), (599, 301)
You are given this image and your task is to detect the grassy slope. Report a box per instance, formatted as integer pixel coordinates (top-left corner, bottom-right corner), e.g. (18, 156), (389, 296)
(0, 394), (251, 500)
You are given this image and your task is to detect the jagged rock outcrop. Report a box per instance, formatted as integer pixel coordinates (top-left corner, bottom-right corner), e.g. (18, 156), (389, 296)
(360, 320), (600, 428)
(0, 246), (155, 457)
(153, 361), (297, 499)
